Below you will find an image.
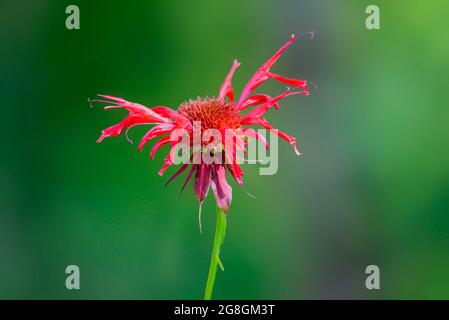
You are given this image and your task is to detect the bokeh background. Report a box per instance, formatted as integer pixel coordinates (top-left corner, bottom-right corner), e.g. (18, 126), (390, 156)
(1, 0), (449, 299)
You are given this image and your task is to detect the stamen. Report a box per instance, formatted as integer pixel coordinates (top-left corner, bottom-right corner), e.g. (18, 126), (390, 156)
(308, 81), (318, 91)
(242, 186), (256, 199)
(178, 98), (241, 130)
(125, 125), (137, 144)
(126, 123), (157, 145)
(88, 98), (119, 108)
(198, 203), (203, 235)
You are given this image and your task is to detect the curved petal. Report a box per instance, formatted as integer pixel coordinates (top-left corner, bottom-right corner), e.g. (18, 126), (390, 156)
(96, 95), (172, 142)
(225, 162), (243, 186)
(181, 164), (198, 193)
(98, 115), (149, 143)
(242, 117), (301, 156)
(150, 135), (172, 159)
(218, 59), (241, 102)
(242, 89), (291, 121)
(138, 124), (175, 151)
(164, 163), (189, 187)
(266, 72), (308, 92)
(222, 132), (244, 185)
(98, 95), (170, 123)
(229, 160), (244, 185)
(241, 89), (308, 124)
(236, 35), (309, 108)
(241, 128), (269, 150)
(158, 155), (172, 176)
(151, 106), (191, 128)
(238, 94), (279, 111)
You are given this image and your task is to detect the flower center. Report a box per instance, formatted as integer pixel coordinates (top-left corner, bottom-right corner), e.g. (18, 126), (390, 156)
(178, 98), (241, 130)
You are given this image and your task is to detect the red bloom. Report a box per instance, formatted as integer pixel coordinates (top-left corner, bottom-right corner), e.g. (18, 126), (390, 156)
(95, 35), (309, 214)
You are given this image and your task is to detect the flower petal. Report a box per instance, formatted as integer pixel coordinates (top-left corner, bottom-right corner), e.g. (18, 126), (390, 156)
(242, 89), (291, 121)
(151, 106), (191, 128)
(98, 95), (170, 123)
(228, 161), (243, 185)
(164, 163), (189, 187)
(158, 152), (173, 176)
(241, 89), (308, 124)
(194, 163), (212, 203)
(211, 165), (232, 213)
(236, 35), (309, 108)
(150, 135), (172, 159)
(222, 133), (244, 185)
(241, 128), (269, 150)
(157, 139), (183, 176)
(96, 95), (172, 142)
(218, 59), (241, 102)
(238, 94), (279, 111)
(243, 117), (301, 155)
(265, 72), (308, 92)
(97, 116), (147, 143)
(138, 123), (175, 151)
(181, 164), (198, 193)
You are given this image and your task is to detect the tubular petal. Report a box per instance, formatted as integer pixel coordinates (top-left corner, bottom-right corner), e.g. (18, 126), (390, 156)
(181, 164), (198, 193)
(225, 164), (238, 185)
(150, 135), (172, 159)
(165, 163), (189, 187)
(241, 128), (269, 150)
(243, 117), (301, 155)
(230, 161), (243, 185)
(242, 89), (292, 121)
(96, 95), (173, 142)
(151, 106), (191, 128)
(238, 94), (280, 111)
(235, 135), (247, 155)
(158, 149), (176, 176)
(222, 136), (244, 185)
(98, 116), (145, 143)
(218, 59), (241, 102)
(138, 124), (175, 151)
(266, 72), (308, 92)
(99, 95), (170, 124)
(241, 90), (308, 126)
(237, 34), (298, 106)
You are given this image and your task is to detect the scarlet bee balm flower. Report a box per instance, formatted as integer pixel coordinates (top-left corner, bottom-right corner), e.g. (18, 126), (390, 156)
(95, 34), (309, 214)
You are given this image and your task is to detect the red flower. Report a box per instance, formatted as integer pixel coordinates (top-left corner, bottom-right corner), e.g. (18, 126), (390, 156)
(95, 35), (309, 214)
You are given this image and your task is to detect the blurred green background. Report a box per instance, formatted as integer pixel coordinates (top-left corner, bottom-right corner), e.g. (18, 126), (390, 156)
(1, 0), (449, 299)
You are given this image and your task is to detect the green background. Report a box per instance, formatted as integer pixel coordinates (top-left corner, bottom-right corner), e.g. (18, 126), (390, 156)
(1, 0), (449, 299)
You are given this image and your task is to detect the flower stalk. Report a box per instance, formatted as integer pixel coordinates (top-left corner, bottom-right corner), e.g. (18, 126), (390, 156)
(204, 207), (227, 300)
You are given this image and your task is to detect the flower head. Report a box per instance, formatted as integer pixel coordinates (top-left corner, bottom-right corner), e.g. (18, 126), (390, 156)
(94, 34), (309, 215)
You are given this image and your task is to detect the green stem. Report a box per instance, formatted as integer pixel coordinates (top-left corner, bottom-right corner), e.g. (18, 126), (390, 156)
(204, 207), (227, 300)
